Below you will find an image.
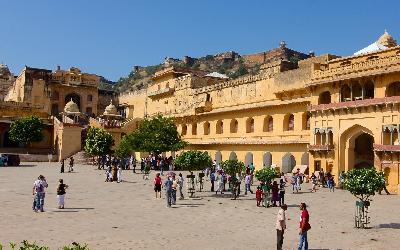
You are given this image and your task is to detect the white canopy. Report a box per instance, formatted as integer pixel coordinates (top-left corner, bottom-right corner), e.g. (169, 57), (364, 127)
(354, 41), (388, 55)
(205, 72), (229, 79)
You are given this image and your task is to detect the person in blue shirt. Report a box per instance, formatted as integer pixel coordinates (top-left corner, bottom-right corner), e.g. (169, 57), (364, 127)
(164, 176), (173, 208)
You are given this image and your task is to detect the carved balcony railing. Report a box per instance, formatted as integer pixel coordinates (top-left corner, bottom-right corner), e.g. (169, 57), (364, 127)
(308, 96), (400, 112)
(311, 47), (400, 84)
(147, 87), (175, 98)
(373, 144), (400, 152)
(308, 144), (334, 151)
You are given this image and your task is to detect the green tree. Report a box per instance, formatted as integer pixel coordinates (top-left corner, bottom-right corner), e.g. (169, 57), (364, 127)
(344, 167), (385, 202)
(8, 116), (44, 146)
(344, 167), (386, 228)
(220, 159), (245, 176)
(129, 114), (186, 155)
(173, 150), (212, 171)
(255, 167), (278, 184)
(84, 127), (114, 157)
(115, 134), (133, 158)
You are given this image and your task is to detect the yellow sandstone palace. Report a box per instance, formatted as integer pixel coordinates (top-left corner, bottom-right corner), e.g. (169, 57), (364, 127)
(1, 31), (400, 193)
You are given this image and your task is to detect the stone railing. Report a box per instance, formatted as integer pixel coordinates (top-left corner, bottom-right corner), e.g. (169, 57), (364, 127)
(373, 144), (400, 152)
(193, 71), (275, 95)
(308, 96), (400, 112)
(147, 87), (175, 98)
(308, 144), (334, 151)
(311, 47), (400, 83)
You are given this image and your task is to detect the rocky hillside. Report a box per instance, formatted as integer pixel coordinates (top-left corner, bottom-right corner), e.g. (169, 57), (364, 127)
(103, 43), (310, 93)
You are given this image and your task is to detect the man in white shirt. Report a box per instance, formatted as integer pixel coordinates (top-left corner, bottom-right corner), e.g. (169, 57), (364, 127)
(32, 175), (48, 212)
(276, 204), (287, 250)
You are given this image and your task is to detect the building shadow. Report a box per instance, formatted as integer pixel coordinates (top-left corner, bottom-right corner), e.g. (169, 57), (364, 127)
(377, 223), (400, 229)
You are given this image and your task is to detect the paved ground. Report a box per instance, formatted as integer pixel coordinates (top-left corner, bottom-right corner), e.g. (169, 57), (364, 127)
(0, 162), (399, 250)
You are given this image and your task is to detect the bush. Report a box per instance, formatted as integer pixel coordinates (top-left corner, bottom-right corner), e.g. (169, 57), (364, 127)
(173, 150), (212, 171)
(220, 159), (245, 176)
(9, 116), (44, 146)
(255, 167), (278, 184)
(84, 127), (114, 157)
(344, 167), (385, 201)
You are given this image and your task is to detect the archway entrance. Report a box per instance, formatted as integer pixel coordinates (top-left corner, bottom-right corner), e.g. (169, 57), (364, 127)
(263, 152), (272, 167)
(229, 152), (237, 160)
(215, 151), (222, 164)
(245, 152), (253, 167)
(65, 93), (81, 111)
(354, 133), (374, 169)
(282, 153), (296, 173)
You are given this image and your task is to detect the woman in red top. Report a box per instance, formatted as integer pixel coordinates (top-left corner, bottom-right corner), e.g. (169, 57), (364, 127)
(154, 173), (162, 198)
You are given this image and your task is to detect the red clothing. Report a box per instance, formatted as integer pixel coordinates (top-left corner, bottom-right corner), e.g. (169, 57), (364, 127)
(299, 209), (311, 231)
(154, 176), (162, 185)
(256, 189), (262, 200)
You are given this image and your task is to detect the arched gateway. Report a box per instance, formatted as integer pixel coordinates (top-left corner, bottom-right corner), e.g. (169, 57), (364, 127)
(340, 124), (375, 172)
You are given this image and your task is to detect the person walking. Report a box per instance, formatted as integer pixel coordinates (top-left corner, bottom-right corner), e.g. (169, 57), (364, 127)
(210, 170), (215, 192)
(130, 155), (136, 173)
(271, 181), (279, 207)
(117, 165), (122, 183)
(178, 173), (184, 200)
(215, 171), (224, 195)
(319, 169), (325, 187)
(60, 159), (65, 173)
(327, 176), (335, 192)
(32, 175), (48, 212)
(68, 156), (74, 172)
(276, 204), (287, 250)
(154, 173), (162, 198)
(171, 175), (177, 205)
(298, 202), (311, 250)
(310, 173), (317, 192)
(291, 173), (298, 193)
(256, 186), (262, 207)
(244, 173), (253, 195)
(56, 179), (68, 209)
(279, 179), (285, 206)
(164, 176), (173, 208)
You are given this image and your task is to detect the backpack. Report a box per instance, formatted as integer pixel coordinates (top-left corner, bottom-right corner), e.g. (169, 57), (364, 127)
(35, 182), (44, 193)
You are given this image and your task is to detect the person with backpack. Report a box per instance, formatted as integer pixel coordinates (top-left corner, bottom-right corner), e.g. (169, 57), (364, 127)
(32, 175), (48, 212)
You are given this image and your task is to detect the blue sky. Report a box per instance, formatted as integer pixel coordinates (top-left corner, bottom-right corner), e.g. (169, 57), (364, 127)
(1, 0), (399, 81)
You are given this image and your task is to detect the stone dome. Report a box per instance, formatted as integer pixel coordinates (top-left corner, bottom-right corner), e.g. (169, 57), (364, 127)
(0, 64), (11, 76)
(103, 101), (118, 116)
(64, 99), (80, 113)
(377, 30), (397, 48)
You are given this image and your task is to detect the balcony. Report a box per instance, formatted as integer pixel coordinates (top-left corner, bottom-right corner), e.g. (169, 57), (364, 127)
(373, 144), (400, 152)
(308, 144), (334, 151)
(308, 96), (400, 112)
(148, 87), (175, 99)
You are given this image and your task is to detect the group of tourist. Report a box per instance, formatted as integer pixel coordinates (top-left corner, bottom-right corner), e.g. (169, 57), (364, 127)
(153, 172), (185, 207)
(32, 175), (69, 212)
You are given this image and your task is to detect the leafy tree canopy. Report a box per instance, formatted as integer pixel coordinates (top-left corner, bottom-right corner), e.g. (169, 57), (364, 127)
(344, 167), (385, 201)
(84, 127), (114, 156)
(129, 114), (186, 154)
(173, 150), (212, 171)
(255, 167), (279, 184)
(9, 116), (44, 145)
(221, 159), (245, 176)
(115, 134), (133, 158)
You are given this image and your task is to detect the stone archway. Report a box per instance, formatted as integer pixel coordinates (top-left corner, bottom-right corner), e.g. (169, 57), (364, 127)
(215, 151), (222, 164)
(340, 124), (375, 172)
(301, 152), (309, 166)
(263, 152), (272, 167)
(282, 153), (296, 173)
(245, 152), (253, 167)
(229, 151), (237, 160)
(65, 93), (81, 111)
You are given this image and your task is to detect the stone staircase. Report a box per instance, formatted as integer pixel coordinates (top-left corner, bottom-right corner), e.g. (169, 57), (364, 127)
(69, 150), (94, 165)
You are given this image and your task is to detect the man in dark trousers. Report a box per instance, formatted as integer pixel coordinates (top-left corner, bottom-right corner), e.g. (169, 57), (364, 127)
(276, 204), (287, 250)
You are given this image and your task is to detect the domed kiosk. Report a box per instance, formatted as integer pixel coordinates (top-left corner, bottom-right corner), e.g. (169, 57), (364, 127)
(98, 101), (122, 128)
(61, 99), (82, 124)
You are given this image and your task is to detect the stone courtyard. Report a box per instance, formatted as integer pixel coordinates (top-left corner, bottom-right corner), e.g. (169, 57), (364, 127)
(0, 163), (399, 250)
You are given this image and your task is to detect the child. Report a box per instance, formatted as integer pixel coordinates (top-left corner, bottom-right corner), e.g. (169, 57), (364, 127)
(261, 182), (270, 208)
(57, 179), (68, 209)
(117, 166), (122, 183)
(143, 164), (150, 180)
(256, 186), (262, 207)
(154, 173), (162, 198)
